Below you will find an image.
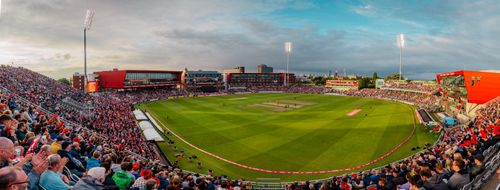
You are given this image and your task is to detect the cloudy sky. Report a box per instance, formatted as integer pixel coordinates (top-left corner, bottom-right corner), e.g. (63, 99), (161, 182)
(0, 0), (499, 79)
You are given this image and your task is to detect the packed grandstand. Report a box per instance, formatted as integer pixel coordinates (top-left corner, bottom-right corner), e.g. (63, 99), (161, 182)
(0, 65), (499, 190)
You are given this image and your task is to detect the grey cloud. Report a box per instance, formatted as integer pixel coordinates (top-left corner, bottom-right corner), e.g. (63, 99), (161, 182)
(64, 53), (71, 60)
(1, 0), (500, 80)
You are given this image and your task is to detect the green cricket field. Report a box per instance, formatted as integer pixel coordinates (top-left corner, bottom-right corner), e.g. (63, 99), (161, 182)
(137, 93), (438, 181)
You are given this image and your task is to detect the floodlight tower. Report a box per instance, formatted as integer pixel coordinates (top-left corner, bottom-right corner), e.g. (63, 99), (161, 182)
(83, 9), (95, 93)
(284, 42), (292, 86)
(396, 34), (405, 80)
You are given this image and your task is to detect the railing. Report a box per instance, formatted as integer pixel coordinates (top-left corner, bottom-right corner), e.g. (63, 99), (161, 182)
(62, 97), (93, 111)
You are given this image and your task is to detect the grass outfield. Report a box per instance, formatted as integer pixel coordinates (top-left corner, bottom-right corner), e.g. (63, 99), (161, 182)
(137, 93), (438, 181)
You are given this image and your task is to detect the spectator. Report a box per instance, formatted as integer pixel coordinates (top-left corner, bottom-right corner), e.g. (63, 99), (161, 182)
(100, 160), (118, 189)
(420, 168), (448, 190)
(112, 162), (132, 190)
(73, 167), (106, 190)
(469, 154), (485, 180)
(0, 115), (18, 143)
(87, 151), (101, 170)
(51, 137), (65, 154)
(58, 141), (85, 176)
(145, 179), (157, 190)
(0, 137), (15, 168)
(39, 154), (70, 190)
(131, 169), (154, 189)
(0, 166), (29, 190)
(447, 160), (469, 190)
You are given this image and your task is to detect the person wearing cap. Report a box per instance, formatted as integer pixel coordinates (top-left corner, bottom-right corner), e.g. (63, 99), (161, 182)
(50, 136), (65, 154)
(73, 167), (106, 190)
(0, 104), (7, 113)
(131, 169), (154, 189)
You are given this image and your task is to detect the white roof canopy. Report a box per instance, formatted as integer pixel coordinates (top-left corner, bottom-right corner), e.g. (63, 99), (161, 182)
(145, 112), (164, 133)
(142, 129), (164, 142)
(133, 110), (148, 121)
(138, 121), (154, 131)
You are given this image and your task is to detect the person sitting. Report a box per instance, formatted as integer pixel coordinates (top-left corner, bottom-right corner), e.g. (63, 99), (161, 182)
(469, 154), (485, 180)
(448, 160), (469, 190)
(58, 141), (86, 177)
(100, 159), (118, 189)
(420, 168), (448, 190)
(0, 137), (34, 170)
(0, 166), (29, 190)
(0, 115), (18, 144)
(50, 137), (65, 154)
(73, 167), (106, 190)
(112, 162), (132, 190)
(131, 169), (153, 189)
(0, 137), (15, 169)
(145, 179), (157, 190)
(86, 151), (101, 170)
(39, 154), (70, 190)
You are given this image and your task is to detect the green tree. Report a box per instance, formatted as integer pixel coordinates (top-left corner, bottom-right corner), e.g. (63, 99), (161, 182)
(358, 78), (370, 89)
(371, 72), (378, 85)
(58, 78), (70, 85)
(385, 73), (403, 80)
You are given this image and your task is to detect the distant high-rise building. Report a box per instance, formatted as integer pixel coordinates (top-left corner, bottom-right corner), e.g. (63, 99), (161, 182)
(72, 72), (85, 92)
(257, 64), (273, 73)
(223, 66), (245, 74)
(236, 66), (245, 73)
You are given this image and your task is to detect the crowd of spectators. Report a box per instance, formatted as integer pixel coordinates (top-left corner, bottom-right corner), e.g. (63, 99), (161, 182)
(0, 65), (498, 190)
(342, 89), (439, 110)
(381, 80), (437, 94)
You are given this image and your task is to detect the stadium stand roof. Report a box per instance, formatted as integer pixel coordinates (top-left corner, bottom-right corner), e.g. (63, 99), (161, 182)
(143, 128), (164, 142)
(133, 109), (148, 120)
(138, 121), (155, 131)
(145, 112), (165, 133)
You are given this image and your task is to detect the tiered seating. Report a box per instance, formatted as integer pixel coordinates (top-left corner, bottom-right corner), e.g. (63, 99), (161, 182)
(0, 65), (498, 190)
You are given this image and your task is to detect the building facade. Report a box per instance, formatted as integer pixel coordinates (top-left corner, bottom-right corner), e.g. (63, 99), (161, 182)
(223, 66), (245, 74)
(226, 73), (295, 89)
(436, 70), (500, 116)
(72, 72), (85, 92)
(181, 69), (223, 92)
(325, 79), (359, 90)
(257, 64), (273, 73)
(94, 69), (182, 90)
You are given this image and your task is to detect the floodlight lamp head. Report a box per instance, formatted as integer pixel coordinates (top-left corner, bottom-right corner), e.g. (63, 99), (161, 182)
(397, 33), (405, 48)
(284, 42), (292, 53)
(84, 9), (95, 31)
